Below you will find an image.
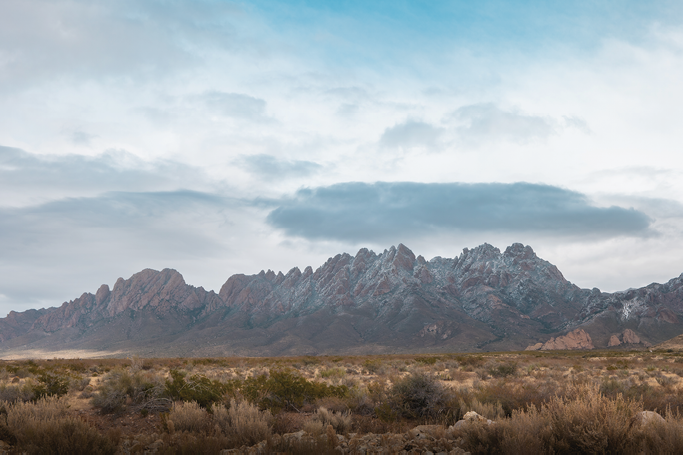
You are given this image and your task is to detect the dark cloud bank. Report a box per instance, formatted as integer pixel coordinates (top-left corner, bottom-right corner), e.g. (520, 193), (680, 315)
(267, 182), (653, 242)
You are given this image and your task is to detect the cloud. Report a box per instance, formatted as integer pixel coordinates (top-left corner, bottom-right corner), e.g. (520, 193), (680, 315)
(562, 115), (591, 134)
(597, 195), (683, 220)
(0, 145), (210, 206)
(0, 189), (243, 315)
(336, 103), (360, 116)
(324, 86), (370, 102)
(0, 0), (246, 91)
(266, 182), (654, 243)
(237, 154), (323, 181)
(447, 103), (559, 144)
(379, 120), (444, 149)
(0, 189), (239, 277)
(0, 190), (232, 251)
(69, 130), (99, 145)
(199, 91), (269, 121)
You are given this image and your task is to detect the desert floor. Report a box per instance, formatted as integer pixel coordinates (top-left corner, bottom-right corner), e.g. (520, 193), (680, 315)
(2, 349), (683, 454)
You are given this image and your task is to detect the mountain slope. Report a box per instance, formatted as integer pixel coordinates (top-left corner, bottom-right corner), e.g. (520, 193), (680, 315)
(2, 243), (683, 357)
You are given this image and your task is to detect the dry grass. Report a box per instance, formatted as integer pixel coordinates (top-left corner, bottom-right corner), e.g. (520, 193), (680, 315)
(167, 401), (209, 433)
(311, 406), (352, 434)
(1, 397), (117, 454)
(2, 350), (683, 454)
(213, 399), (273, 446)
(456, 384), (683, 455)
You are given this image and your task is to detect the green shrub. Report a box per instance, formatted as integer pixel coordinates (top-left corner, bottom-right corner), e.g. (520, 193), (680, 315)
(414, 357), (438, 365)
(164, 369), (236, 410)
(241, 369), (348, 412)
(384, 371), (451, 421)
(454, 355), (484, 367)
(319, 367), (346, 379)
(488, 363), (518, 378)
(32, 372), (70, 399)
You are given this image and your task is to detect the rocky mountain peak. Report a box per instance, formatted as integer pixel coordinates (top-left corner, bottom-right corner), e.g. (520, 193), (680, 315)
(392, 243), (416, 272)
(95, 284), (110, 306)
(4, 242), (683, 357)
(504, 242), (536, 259)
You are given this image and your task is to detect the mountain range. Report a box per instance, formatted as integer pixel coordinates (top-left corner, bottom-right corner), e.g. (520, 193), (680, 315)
(2, 242), (683, 357)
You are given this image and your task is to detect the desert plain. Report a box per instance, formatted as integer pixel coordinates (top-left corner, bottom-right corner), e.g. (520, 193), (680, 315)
(3, 347), (683, 455)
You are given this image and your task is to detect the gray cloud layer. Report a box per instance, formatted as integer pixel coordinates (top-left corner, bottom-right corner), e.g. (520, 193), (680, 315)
(0, 145), (209, 205)
(0, 190), (230, 257)
(267, 182), (653, 242)
(0, 190), (234, 306)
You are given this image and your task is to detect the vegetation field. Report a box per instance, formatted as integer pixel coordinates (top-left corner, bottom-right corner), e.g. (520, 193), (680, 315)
(2, 349), (683, 454)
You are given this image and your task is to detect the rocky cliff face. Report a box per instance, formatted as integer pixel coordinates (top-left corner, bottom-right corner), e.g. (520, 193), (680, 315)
(2, 243), (683, 357)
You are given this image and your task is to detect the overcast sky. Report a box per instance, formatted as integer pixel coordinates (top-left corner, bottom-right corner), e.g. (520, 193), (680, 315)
(3, 0), (683, 317)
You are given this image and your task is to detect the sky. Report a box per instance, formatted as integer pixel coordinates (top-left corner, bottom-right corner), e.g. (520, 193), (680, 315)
(2, 0), (683, 317)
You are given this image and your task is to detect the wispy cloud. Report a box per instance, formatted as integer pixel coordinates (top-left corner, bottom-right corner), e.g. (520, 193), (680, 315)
(237, 154), (323, 181)
(0, 0), (247, 91)
(198, 91), (270, 121)
(444, 103), (590, 145)
(380, 120), (444, 150)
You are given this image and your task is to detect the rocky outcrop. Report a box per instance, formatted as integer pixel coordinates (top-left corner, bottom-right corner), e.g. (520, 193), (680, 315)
(622, 329), (641, 344)
(607, 329), (644, 347)
(535, 329), (594, 350)
(3, 242), (683, 357)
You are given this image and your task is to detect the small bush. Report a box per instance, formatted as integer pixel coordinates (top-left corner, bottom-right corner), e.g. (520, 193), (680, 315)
(70, 376), (91, 392)
(346, 386), (376, 416)
(488, 363), (518, 378)
(91, 383), (127, 414)
(312, 406), (352, 434)
(167, 401), (209, 433)
(32, 372), (70, 399)
(0, 382), (35, 403)
(458, 384), (653, 455)
(455, 355), (484, 368)
(414, 356), (438, 366)
(386, 371), (451, 421)
(362, 360), (384, 375)
(3, 397), (116, 454)
(241, 369), (348, 413)
(302, 419), (325, 436)
(319, 367), (346, 379)
(213, 399), (272, 446)
(164, 369), (235, 410)
(92, 367), (167, 414)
